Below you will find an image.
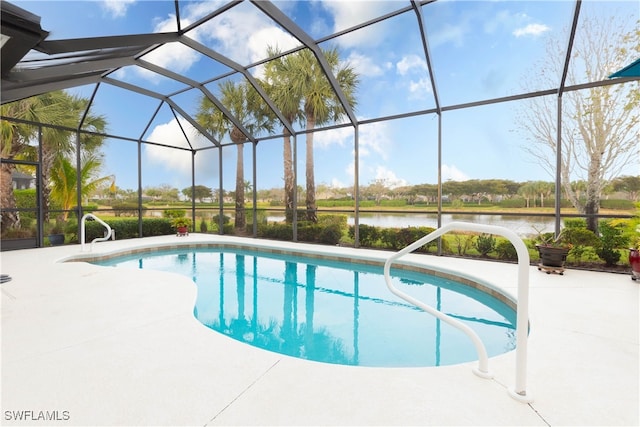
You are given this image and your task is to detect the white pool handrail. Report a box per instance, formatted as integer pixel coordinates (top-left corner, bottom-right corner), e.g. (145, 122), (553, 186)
(81, 213), (112, 252)
(382, 221), (532, 403)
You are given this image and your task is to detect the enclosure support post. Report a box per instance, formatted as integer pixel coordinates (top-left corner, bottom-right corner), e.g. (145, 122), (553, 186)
(354, 124), (360, 247)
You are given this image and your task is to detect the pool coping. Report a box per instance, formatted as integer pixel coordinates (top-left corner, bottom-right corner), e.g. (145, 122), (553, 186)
(63, 239), (518, 311)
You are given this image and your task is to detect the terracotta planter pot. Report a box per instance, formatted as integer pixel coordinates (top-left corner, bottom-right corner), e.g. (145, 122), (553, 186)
(176, 226), (188, 236)
(629, 249), (640, 281)
(536, 244), (569, 268)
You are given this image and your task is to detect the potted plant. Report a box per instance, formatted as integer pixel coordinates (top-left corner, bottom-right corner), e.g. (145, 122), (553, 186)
(172, 217), (192, 237)
(46, 219), (66, 246)
(533, 228), (571, 274)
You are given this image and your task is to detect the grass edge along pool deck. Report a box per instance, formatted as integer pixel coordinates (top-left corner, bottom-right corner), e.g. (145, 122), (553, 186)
(1, 234), (638, 426)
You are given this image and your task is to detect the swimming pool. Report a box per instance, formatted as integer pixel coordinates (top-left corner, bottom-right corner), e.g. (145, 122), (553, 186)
(94, 246), (516, 367)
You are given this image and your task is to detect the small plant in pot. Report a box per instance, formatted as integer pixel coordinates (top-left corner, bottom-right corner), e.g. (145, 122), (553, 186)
(533, 227), (572, 273)
(172, 217), (192, 237)
(46, 219), (66, 246)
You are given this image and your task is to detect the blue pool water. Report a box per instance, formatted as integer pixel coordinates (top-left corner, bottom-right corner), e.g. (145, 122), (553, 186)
(95, 247), (516, 367)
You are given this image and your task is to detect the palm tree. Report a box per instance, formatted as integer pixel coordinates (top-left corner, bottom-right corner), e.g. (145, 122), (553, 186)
(244, 180), (253, 196)
(50, 154), (111, 220)
(1, 93), (71, 227)
(517, 182), (537, 208)
(1, 91), (106, 226)
(1, 98), (42, 228)
(38, 93), (106, 221)
(197, 80), (274, 231)
(263, 47), (305, 222)
(267, 47), (358, 222)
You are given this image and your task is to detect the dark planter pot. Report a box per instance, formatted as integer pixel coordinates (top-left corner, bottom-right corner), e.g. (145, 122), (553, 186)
(176, 226), (189, 236)
(536, 244), (569, 268)
(629, 249), (640, 281)
(48, 233), (65, 246)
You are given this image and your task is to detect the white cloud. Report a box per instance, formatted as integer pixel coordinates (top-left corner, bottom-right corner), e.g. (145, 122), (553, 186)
(313, 124), (397, 189)
(442, 164), (470, 182)
(144, 118), (225, 183)
(134, 2), (299, 81)
(330, 178), (346, 189)
(140, 42), (201, 77)
(429, 22), (468, 49)
(408, 77), (431, 99)
(360, 122), (391, 160)
(396, 55), (427, 76)
(134, 14), (200, 81)
(319, 1), (391, 48)
(396, 56), (431, 99)
(101, 0), (135, 18)
(374, 166), (408, 189)
(513, 23), (550, 38)
(191, 3), (299, 65)
(346, 52), (387, 77)
(314, 127), (351, 149)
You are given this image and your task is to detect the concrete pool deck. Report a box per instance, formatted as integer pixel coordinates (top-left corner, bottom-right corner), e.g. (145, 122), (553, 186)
(1, 234), (638, 426)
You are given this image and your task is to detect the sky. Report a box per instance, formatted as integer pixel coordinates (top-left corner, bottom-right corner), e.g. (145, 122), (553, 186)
(12, 0), (640, 193)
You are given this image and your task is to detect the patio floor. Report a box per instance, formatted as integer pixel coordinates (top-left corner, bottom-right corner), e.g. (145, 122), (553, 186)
(1, 234), (638, 426)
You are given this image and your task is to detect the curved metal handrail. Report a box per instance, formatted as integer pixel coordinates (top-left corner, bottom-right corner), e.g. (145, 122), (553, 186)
(81, 213), (112, 252)
(382, 221), (532, 402)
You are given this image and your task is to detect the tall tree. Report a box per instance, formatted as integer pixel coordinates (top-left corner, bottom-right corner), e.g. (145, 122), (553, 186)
(1, 91), (106, 226)
(263, 47), (304, 223)
(298, 48), (358, 222)
(265, 47), (358, 223)
(197, 80), (274, 231)
(1, 98), (44, 228)
(612, 175), (640, 201)
(50, 154), (111, 220)
(518, 15), (639, 233)
(41, 91), (106, 220)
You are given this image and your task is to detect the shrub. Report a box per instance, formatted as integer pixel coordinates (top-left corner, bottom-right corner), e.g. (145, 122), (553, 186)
(563, 227), (599, 247)
(453, 233), (474, 255)
(297, 221), (319, 242)
(349, 224), (380, 247)
(163, 209), (186, 218)
(495, 239), (518, 260)
(379, 199), (407, 207)
(380, 227), (435, 252)
(600, 199), (635, 210)
(498, 198), (527, 209)
(596, 220), (629, 266)
(245, 209), (268, 225)
(474, 234), (496, 257)
(318, 223), (343, 245)
(83, 218), (173, 241)
(564, 218), (587, 229)
(13, 189), (38, 220)
(317, 214), (348, 228)
(212, 214), (231, 225)
(257, 222), (292, 240)
(111, 202), (146, 217)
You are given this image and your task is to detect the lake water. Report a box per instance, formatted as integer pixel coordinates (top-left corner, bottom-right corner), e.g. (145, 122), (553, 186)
(267, 212), (556, 237)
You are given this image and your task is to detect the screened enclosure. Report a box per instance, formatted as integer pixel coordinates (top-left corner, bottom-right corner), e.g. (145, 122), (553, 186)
(1, 0), (638, 252)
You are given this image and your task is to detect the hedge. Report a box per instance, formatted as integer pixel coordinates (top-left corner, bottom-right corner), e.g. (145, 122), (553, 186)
(83, 218), (173, 241)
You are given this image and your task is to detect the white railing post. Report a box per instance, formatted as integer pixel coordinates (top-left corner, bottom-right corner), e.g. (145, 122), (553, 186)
(81, 213), (112, 252)
(383, 221), (532, 402)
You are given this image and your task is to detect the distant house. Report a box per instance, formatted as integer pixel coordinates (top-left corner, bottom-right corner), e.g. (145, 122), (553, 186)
(11, 171), (35, 190)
